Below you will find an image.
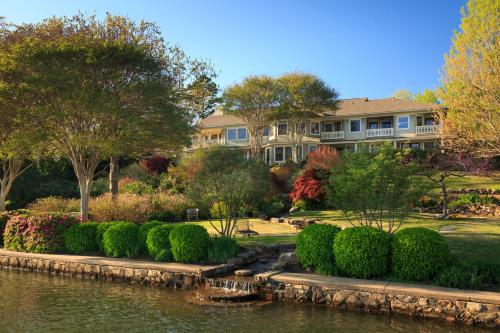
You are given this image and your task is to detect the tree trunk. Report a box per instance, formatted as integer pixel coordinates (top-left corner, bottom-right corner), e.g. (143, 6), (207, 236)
(109, 156), (119, 199)
(440, 180), (448, 217)
(78, 178), (92, 221)
(0, 191), (6, 211)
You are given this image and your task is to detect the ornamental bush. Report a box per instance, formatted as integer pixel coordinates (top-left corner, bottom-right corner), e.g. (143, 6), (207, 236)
(392, 228), (451, 281)
(137, 221), (163, 255)
(169, 224), (210, 263)
(95, 222), (116, 253)
(102, 222), (138, 258)
(63, 222), (99, 254)
(333, 226), (391, 278)
(434, 261), (499, 290)
(0, 212), (9, 247)
(146, 224), (174, 262)
(208, 237), (239, 264)
(3, 212), (78, 253)
(295, 224), (341, 275)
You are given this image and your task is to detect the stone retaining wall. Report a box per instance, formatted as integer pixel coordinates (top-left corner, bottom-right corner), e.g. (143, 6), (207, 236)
(0, 251), (225, 289)
(257, 273), (500, 328)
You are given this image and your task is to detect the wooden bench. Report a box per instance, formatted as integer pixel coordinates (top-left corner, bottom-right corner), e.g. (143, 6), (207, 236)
(186, 208), (199, 222)
(236, 220), (259, 238)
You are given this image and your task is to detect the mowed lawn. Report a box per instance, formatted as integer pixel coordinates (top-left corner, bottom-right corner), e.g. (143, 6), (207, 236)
(179, 210), (500, 267)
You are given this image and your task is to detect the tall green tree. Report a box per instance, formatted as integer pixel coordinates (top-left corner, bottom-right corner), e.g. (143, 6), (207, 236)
(392, 89), (413, 101)
(0, 19), (44, 211)
(414, 89), (439, 104)
(188, 146), (270, 236)
(277, 73), (339, 162)
(223, 76), (279, 158)
(4, 14), (192, 220)
(439, 0), (500, 158)
(326, 145), (426, 233)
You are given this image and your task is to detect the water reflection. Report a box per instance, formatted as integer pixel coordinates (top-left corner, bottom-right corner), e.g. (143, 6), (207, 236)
(0, 270), (491, 333)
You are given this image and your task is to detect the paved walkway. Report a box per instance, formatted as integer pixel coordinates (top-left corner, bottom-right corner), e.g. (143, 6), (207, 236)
(0, 249), (221, 275)
(256, 271), (500, 305)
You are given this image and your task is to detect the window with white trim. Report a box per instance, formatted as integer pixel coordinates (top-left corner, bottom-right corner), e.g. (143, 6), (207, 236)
(310, 122), (320, 135)
(274, 146), (292, 162)
(350, 119), (361, 132)
(397, 116), (409, 130)
(296, 122), (306, 134)
(227, 127), (247, 140)
(277, 122), (288, 135)
(296, 145), (303, 161)
(262, 126), (270, 136)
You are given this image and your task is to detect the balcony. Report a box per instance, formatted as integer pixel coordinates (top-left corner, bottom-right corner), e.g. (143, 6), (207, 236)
(366, 128), (394, 138)
(321, 131), (344, 140)
(416, 125), (440, 135)
(191, 138), (224, 149)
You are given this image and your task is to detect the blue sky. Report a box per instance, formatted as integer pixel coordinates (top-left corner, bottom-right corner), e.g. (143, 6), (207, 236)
(2, 0), (464, 99)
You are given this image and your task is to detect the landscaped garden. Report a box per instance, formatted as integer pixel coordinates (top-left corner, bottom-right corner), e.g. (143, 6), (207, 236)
(1, 142), (499, 293)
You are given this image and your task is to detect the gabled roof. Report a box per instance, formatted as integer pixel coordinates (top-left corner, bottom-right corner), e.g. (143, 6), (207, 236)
(197, 114), (245, 128)
(324, 97), (439, 117)
(196, 98), (439, 128)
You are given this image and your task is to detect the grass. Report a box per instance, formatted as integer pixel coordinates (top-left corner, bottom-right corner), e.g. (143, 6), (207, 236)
(416, 172), (500, 195)
(174, 210), (500, 266)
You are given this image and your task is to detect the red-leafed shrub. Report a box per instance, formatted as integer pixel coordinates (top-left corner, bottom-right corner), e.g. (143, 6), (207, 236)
(305, 146), (339, 172)
(4, 212), (79, 253)
(139, 156), (170, 175)
(289, 169), (325, 204)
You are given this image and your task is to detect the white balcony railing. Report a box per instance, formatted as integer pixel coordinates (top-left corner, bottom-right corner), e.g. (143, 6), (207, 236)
(321, 131), (345, 140)
(366, 128), (394, 137)
(192, 138), (224, 149)
(416, 125), (440, 135)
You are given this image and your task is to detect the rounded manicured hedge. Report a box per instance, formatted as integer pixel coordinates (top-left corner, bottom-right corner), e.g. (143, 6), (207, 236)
(295, 224), (341, 275)
(146, 224), (174, 262)
(392, 227), (451, 281)
(333, 226), (391, 279)
(169, 224), (210, 263)
(63, 222), (99, 254)
(102, 222), (138, 258)
(137, 221), (163, 255)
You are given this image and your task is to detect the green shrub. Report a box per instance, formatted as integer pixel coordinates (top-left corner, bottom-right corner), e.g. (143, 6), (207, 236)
(137, 221), (163, 255)
(146, 225), (174, 262)
(392, 228), (451, 281)
(333, 226), (391, 279)
(434, 261), (499, 290)
(0, 212), (9, 247)
(63, 222), (99, 254)
(295, 224), (341, 275)
(208, 237), (239, 263)
(102, 222), (138, 258)
(96, 222), (116, 253)
(169, 224), (210, 263)
(3, 212), (78, 253)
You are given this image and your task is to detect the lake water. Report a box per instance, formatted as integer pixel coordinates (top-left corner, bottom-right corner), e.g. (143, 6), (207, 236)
(0, 269), (491, 333)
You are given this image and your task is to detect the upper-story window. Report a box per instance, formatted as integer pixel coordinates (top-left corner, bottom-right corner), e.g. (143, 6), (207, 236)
(368, 121), (378, 129)
(296, 122), (306, 134)
(397, 115), (409, 130)
(310, 122), (320, 135)
(323, 123), (333, 132)
(262, 126), (270, 137)
(277, 121), (288, 135)
(227, 127), (247, 140)
(350, 119), (361, 132)
(381, 121), (392, 128)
